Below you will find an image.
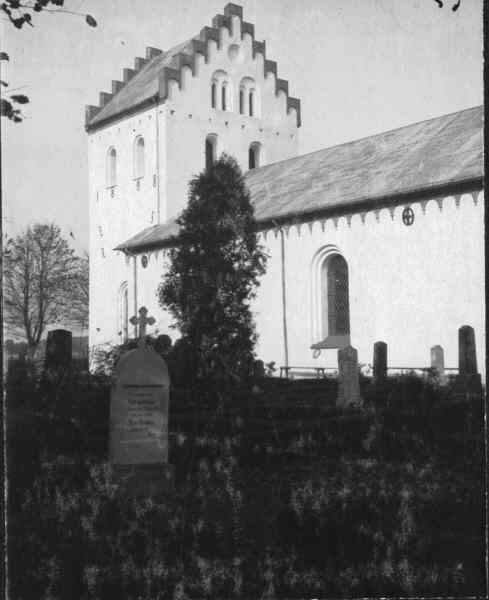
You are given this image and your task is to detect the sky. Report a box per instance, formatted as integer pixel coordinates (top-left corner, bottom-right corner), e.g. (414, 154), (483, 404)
(2, 0), (483, 254)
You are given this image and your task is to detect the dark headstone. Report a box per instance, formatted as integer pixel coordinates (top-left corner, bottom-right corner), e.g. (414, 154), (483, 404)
(458, 325), (477, 375)
(430, 345), (445, 377)
(373, 341), (387, 384)
(337, 345), (362, 408)
(44, 329), (72, 370)
(110, 341), (173, 495)
(254, 359), (265, 379)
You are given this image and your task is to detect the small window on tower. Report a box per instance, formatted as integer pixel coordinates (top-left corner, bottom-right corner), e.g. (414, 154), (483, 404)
(239, 88), (244, 114)
(134, 136), (145, 179)
(106, 146), (117, 187)
(221, 83), (227, 111)
(211, 82), (217, 108)
(249, 90), (254, 117)
(249, 142), (261, 170)
(205, 134), (217, 170)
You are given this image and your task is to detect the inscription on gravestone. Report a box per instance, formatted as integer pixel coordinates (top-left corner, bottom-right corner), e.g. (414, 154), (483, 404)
(337, 345), (362, 408)
(110, 307), (173, 494)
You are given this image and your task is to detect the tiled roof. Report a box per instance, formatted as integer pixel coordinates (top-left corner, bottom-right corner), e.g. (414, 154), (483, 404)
(85, 3), (301, 130)
(115, 105), (483, 253)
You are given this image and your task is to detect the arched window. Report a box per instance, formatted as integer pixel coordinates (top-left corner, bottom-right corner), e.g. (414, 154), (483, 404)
(118, 282), (129, 342)
(134, 136), (145, 179)
(106, 147), (117, 187)
(211, 70), (230, 111)
(321, 254), (350, 338)
(249, 89), (254, 117)
(205, 134), (217, 170)
(221, 82), (227, 110)
(239, 88), (244, 114)
(249, 142), (261, 170)
(239, 77), (258, 117)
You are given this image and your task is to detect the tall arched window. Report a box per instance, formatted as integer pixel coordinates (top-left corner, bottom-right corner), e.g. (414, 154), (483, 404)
(134, 136), (145, 179)
(106, 147), (117, 187)
(118, 282), (129, 342)
(239, 88), (244, 114)
(249, 89), (254, 116)
(249, 142), (261, 170)
(211, 70), (230, 111)
(239, 77), (258, 117)
(205, 134), (217, 170)
(221, 82), (227, 110)
(321, 254), (350, 338)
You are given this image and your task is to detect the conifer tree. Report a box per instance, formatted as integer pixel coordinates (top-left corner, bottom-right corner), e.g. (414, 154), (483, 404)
(158, 155), (267, 385)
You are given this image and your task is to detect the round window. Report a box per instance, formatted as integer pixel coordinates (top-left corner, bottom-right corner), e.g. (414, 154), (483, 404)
(141, 255), (148, 268)
(402, 206), (415, 226)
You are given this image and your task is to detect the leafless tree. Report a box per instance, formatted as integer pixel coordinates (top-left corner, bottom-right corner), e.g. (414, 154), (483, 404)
(3, 223), (88, 358)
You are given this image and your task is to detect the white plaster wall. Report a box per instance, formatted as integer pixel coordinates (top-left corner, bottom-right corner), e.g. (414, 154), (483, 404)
(130, 250), (175, 342)
(164, 18), (299, 219)
(253, 192), (486, 379)
(89, 18), (300, 350)
(88, 105), (166, 349)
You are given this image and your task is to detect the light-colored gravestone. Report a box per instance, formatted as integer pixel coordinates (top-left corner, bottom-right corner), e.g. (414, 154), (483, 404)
(337, 345), (362, 408)
(430, 345), (445, 377)
(373, 341), (387, 384)
(110, 307), (173, 495)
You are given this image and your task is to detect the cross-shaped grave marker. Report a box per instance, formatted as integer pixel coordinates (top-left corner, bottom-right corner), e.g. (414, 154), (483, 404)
(130, 306), (155, 344)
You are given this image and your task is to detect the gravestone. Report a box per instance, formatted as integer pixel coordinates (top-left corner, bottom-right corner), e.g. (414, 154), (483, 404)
(254, 359), (265, 379)
(110, 307), (173, 495)
(430, 345), (445, 377)
(458, 325), (477, 375)
(44, 329), (72, 370)
(373, 341), (387, 384)
(337, 345), (362, 408)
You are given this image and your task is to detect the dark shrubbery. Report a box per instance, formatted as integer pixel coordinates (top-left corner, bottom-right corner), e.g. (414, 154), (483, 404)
(7, 364), (485, 599)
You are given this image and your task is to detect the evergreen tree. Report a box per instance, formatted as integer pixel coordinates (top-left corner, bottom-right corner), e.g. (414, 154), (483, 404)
(158, 155), (267, 386)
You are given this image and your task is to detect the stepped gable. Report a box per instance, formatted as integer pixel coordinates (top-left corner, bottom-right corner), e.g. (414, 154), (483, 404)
(114, 105), (483, 254)
(85, 3), (301, 131)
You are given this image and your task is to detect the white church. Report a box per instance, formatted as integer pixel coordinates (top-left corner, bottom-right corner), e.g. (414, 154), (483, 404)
(86, 3), (484, 377)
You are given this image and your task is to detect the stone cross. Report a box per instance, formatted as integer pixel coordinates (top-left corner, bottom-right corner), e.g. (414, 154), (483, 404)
(430, 345), (445, 377)
(373, 341), (387, 384)
(337, 345), (362, 408)
(130, 306), (155, 344)
(458, 325), (477, 375)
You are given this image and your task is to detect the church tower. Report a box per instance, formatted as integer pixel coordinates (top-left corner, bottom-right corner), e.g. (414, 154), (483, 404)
(86, 4), (301, 348)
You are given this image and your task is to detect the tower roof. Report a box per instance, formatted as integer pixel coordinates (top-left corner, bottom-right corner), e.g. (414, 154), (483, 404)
(85, 3), (301, 131)
(115, 105), (483, 253)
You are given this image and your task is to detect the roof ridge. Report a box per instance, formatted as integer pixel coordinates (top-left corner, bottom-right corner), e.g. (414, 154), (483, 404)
(245, 105), (483, 178)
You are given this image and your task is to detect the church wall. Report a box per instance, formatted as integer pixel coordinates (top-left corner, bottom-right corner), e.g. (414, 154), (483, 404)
(253, 192), (485, 379)
(88, 105), (167, 349)
(163, 17), (299, 220)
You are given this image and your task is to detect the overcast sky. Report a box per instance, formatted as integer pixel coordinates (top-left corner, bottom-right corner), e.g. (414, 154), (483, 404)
(2, 0), (483, 254)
